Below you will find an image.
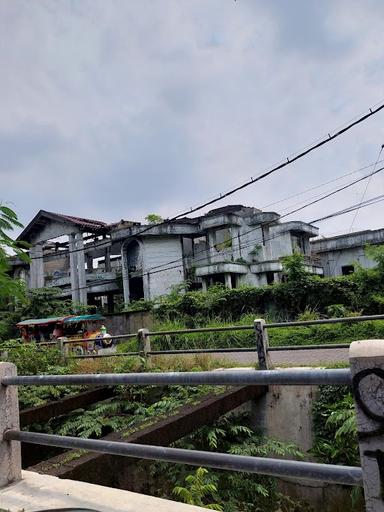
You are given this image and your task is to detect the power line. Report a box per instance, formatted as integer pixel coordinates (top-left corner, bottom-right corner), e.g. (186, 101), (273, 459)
(260, 159), (384, 210)
(135, 164), (384, 277)
(28, 99), (384, 262)
(144, 193), (384, 278)
(169, 100), (384, 220)
(349, 146), (384, 232)
(56, 190), (384, 295)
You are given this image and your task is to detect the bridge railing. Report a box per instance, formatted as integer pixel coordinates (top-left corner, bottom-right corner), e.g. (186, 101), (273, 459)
(0, 339), (383, 510)
(2, 314), (384, 366)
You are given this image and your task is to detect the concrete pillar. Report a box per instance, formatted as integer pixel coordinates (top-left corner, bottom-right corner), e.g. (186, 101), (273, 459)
(75, 234), (87, 305)
(29, 246), (37, 289)
(34, 243), (45, 288)
(138, 328), (151, 358)
(350, 340), (384, 511)
(69, 234), (80, 304)
(0, 363), (21, 487)
(254, 319), (271, 370)
(201, 278), (207, 292)
(232, 228), (241, 260)
(86, 254), (93, 272)
(207, 231), (216, 263)
(121, 244), (130, 305)
(105, 247), (112, 272)
(224, 273), (232, 289)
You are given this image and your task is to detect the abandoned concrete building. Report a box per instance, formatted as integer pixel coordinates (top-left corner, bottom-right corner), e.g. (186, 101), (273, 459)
(310, 227), (384, 277)
(10, 205), (325, 310)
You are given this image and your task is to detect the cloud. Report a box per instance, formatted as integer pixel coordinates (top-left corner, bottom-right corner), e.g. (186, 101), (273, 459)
(0, 0), (383, 239)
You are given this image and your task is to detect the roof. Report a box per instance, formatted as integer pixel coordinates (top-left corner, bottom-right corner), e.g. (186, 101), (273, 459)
(63, 314), (105, 323)
(17, 210), (109, 242)
(205, 205), (261, 217)
(16, 316), (72, 327)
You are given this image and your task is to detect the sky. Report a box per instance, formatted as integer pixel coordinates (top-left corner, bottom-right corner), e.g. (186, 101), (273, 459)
(1, 0), (384, 239)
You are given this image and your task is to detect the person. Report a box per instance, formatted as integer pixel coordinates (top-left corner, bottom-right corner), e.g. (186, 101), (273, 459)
(52, 324), (63, 340)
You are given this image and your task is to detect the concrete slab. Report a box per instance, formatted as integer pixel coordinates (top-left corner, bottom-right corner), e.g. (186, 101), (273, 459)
(0, 471), (205, 512)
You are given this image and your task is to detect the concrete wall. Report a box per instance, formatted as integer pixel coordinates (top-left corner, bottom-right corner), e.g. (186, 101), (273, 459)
(30, 221), (79, 245)
(104, 310), (154, 336)
(251, 377), (364, 512)
(143, 237), (184, 299)
(317, 246), (376, 277)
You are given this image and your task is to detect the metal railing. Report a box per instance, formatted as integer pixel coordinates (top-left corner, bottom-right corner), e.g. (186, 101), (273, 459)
(0, 340), (383, 509)
(2, 313), (384, 363)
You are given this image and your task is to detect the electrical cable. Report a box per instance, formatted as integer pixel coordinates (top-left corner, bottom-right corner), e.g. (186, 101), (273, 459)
(27, 99), (384, 262)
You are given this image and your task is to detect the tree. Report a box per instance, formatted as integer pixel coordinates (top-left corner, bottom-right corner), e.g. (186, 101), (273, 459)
(145, 213), (163, 224)
(0, 205), (29, 299)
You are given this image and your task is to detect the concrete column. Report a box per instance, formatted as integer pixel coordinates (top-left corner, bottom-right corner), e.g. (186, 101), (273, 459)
(28, 246), (37, 289)
(121, 245), (130, 305)
(224, 273), (232, 289)
(201, 278), (207, 292)
(231, 228), (241, 260)
(69, 234), (80, 304)
(138, 328), (151, 359)
(105, 247), (112, 272)
(0, 362), (21, 487)
(350, 340), (384, 511)
(207, 231), (216, 263)
(86, 254), (93, 272)
(75, 234), (87, 305)
(34, 243), (45, 288)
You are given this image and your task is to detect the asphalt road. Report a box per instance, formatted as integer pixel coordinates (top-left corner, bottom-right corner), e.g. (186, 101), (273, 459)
(217, 347), (349, 367)
(157, 347), (350, 367)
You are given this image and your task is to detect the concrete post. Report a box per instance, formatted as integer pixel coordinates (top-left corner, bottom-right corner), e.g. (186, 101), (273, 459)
(105, 246), (112, 272)
(254, 319), (271, 370)
(0, 362), (21, 487)
(75, 234), (87, 305)
(121, 244), (130, 305)
(29, 246), (37, 289)
(224, 273), (232, 289)
(138, 328), (151, 358)
(350, 340), (384, 511)
(69, 234), (80, 304)
(201, 278), (207, 292)
(34, 243), (45, 288)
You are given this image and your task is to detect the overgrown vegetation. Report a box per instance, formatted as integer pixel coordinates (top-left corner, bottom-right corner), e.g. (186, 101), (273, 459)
(312, 386), (359, 466)
(149, 412), (311, 511)
(124, 247), (384, 322)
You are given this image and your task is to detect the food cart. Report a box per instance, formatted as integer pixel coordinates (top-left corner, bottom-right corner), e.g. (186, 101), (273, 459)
(16, 314), (115, 355)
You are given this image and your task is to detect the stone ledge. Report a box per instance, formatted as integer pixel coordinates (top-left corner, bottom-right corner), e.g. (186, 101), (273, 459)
(0, 471), (205, 511)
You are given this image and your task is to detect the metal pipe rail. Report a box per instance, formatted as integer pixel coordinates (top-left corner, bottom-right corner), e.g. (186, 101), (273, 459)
(4, 430), (362, 487)
(62, 333), (137, 344)
(1, 368), (351, 387)
(147, 343), (351, 356)
(147, 314), (384, 337)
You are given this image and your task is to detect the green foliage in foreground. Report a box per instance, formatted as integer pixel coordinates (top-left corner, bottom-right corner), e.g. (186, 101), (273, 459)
(312, 386), (359, 467)
(150, 412), (310, 512)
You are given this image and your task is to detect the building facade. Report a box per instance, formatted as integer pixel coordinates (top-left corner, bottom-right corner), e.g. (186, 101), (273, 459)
(11, 205), (324, 310)
(310, 228), (384, 277)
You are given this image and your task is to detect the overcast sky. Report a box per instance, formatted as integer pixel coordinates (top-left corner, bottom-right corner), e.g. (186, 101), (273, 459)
(1, 0), (384, 239)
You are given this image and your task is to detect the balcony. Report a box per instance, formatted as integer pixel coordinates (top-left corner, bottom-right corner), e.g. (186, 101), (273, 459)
(195, 262), (249, 277)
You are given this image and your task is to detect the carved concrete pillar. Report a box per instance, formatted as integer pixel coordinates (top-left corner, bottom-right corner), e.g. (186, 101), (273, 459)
(350, 340), (384, 511)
